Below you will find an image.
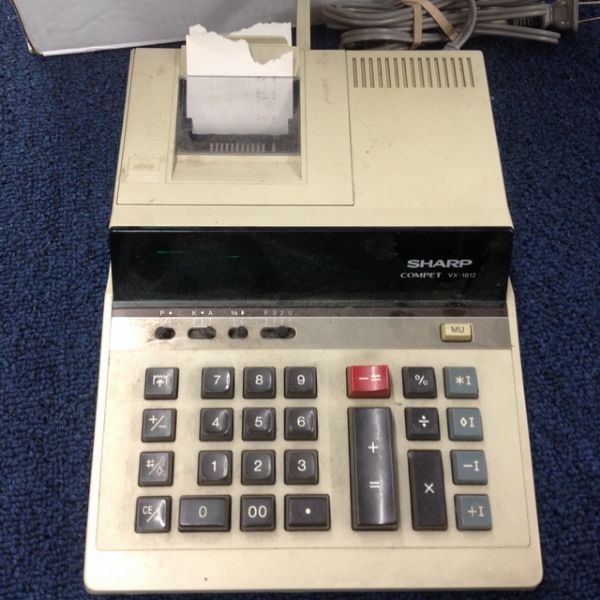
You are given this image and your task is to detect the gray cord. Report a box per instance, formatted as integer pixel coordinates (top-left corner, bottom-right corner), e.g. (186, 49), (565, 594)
(322, 0), (563, 48)
(445, 0), (478, 48)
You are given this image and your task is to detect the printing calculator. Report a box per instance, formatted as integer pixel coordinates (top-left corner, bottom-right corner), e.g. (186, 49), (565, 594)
(84, 16), (543, 592)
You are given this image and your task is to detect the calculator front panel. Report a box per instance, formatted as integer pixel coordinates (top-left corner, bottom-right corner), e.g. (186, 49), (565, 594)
(84, 288), (542, 591)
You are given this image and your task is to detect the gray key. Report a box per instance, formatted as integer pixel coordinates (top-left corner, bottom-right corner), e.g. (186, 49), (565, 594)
(348, 407), (398, 530)
(141, 409), (176, 442)
(199, 408), (233, 441)
(138, 452), (174, 486)
(447, 408), (483, 441)
(178, 496), (231, 531)
(284, 407), (318, 440)
(202, 367), (234, 399)
(240, 495), (276, 531)
(198, 451), (232, 485)
(444, 367), (478, 399)
(408, 450), (447, 530)
(135, 497), (171, 533)
(285, 450), (319, 485)
(455, 495), (492, 530)
(242, 451), (275, 485)
(284, 367), (317, 398)
(242, 408), (276, 441)
(451, 450), (488, 484)
(144, 368), (178, 400)
(244, 367), (276, 399)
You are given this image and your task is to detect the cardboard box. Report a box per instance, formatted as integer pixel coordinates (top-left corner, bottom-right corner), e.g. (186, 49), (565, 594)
(11, 0), (324, 56)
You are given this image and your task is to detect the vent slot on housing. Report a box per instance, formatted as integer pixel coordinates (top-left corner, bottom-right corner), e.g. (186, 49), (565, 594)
(351, 56), (475, 89)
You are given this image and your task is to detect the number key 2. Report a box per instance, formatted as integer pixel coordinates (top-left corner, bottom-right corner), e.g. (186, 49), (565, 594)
(241, 450), (276, 485)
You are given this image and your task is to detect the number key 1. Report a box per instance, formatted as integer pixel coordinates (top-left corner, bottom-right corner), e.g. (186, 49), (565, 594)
(198, 451), (232, 485)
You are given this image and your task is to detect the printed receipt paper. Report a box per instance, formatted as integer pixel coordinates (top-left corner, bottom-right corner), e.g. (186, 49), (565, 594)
(185, 23), (293, 135)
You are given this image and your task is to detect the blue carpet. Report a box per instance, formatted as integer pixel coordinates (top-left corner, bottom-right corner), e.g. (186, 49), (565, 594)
(1, 1), (599, 599)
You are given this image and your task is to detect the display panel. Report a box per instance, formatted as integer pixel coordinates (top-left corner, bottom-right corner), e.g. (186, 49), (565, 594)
(110, 227), (512, 307)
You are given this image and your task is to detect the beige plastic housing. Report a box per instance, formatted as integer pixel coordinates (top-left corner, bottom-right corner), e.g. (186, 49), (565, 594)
(111, 47), (513, 229)
(84, 284), (542, 592)
(84, 40), (542, 592)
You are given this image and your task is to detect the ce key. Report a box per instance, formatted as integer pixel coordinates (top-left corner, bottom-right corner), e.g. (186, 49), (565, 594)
(348, 407), (399, 530)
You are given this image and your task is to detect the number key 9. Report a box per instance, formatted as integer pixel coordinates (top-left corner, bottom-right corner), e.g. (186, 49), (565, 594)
(285, 367), (317, 398)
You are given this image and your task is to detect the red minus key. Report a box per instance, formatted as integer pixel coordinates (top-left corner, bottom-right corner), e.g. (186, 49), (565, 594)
(347, 365), (391, 398)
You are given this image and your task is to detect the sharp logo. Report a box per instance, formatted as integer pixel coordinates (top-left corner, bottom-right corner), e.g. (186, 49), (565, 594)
(407, 259), (473, 268)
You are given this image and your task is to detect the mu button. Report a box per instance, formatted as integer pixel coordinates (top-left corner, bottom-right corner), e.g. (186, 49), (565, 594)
(440, 323), (473, 342)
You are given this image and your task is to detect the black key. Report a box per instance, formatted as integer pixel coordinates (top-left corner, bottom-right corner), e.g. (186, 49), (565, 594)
(240, 495), (276, 531)
(243, 408), (276, 441)
(144, 368), (179, 400)
(141, 408), (176, 442)
(201, 367), (234, 399)
(407, 450), (447, 530)
(402, 367), (437, 399)
(348, 407), (399, 530)
(198, 451), (232, 485)
(284, 367), (317, 398)
(243, 367), (276, 398)
(178, 496), (231, 532)
(138, 452), (174, 486)
(135, 496), (171, 533)
(285, 450), (319, 485)
(284, 407), (318, 440)
(285, 495), (330, 530)
(405, 407), (440, 441)
(242, 450), (275, 485)
(199, 408), (233, 441)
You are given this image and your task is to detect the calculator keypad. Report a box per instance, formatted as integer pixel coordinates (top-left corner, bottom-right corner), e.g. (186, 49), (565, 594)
(129, 359), (496, 542)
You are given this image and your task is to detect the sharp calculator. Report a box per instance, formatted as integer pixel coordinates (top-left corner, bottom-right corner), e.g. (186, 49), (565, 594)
(83, 17), (542, 592)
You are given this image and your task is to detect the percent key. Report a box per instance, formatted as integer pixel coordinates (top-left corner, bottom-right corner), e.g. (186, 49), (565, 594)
(402, 367), (437, 399)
